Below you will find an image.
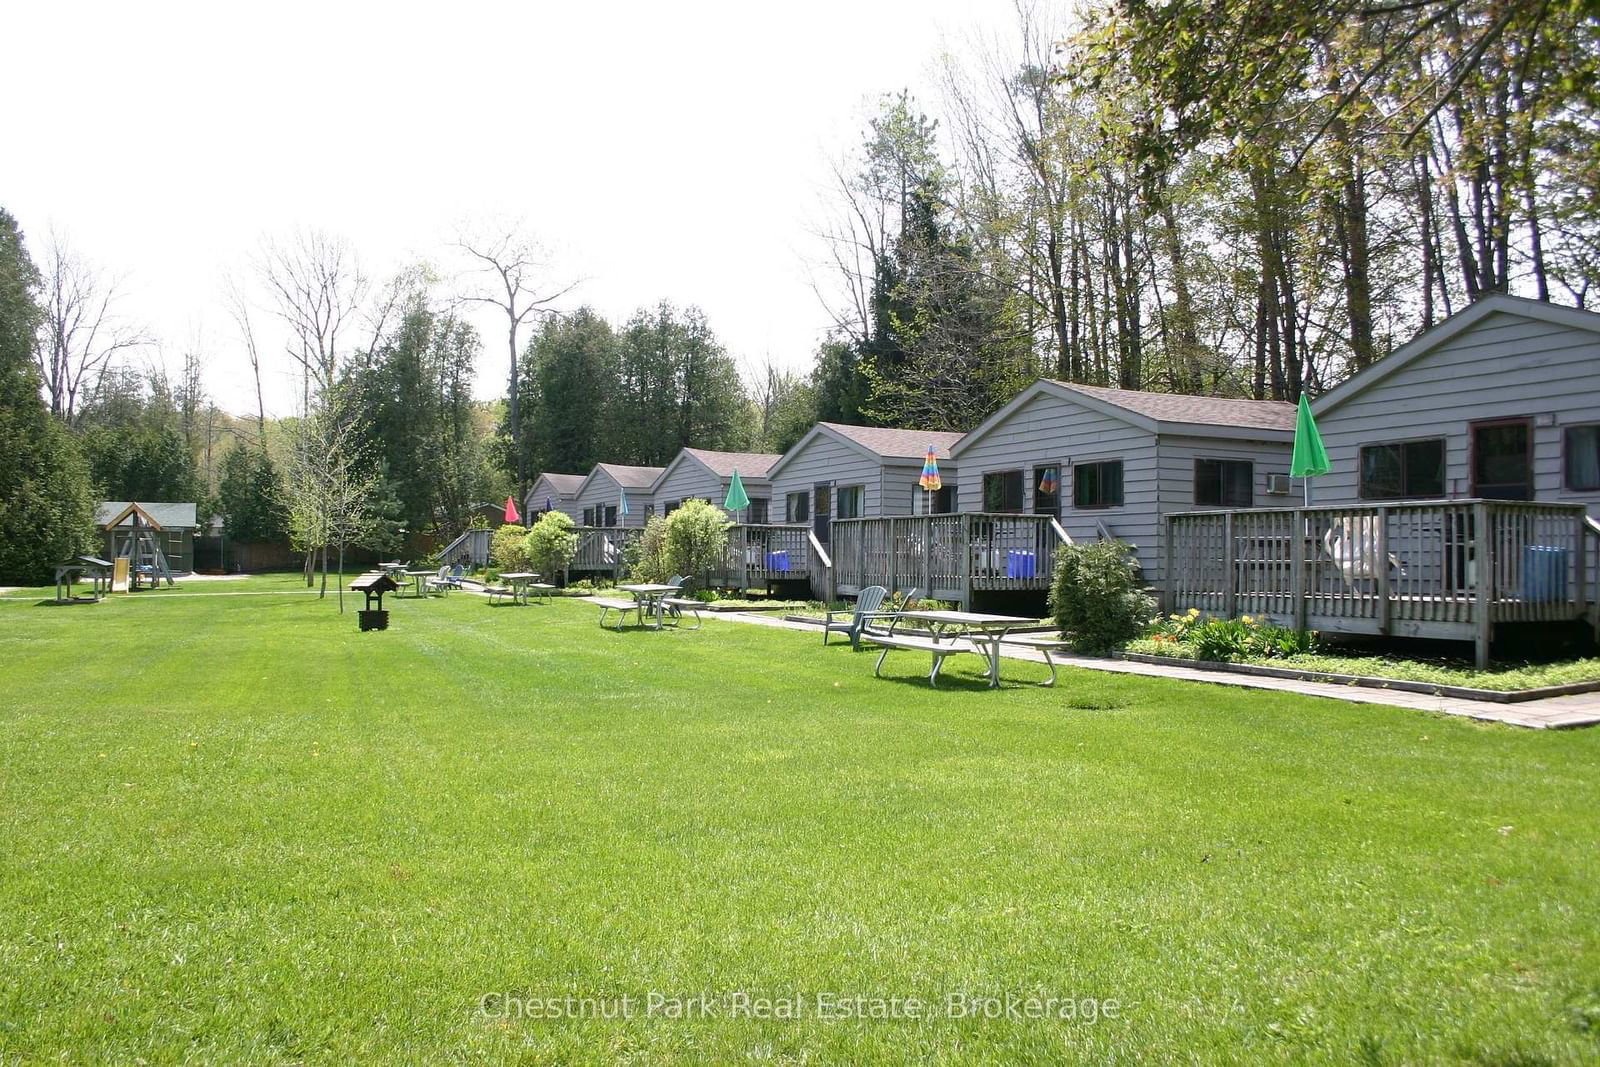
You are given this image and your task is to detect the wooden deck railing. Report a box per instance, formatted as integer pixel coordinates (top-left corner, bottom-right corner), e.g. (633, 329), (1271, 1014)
(711, 523), (817, 591)
(1166, 499), (1592, 665)
(570, 527), (641, 573)
(831, 513), (1070, 605)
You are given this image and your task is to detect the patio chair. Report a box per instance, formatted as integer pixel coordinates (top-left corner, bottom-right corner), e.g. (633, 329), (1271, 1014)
(425, 565), (453, 596)
(823, 585), (888, 650)
(1322, 518), (1406, 589)
(662, 575), (689, 621)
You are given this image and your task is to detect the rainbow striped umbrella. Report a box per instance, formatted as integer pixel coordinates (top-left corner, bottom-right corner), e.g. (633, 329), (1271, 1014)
(919, 446), (942, 492)
(1038, 467), (1059, 494)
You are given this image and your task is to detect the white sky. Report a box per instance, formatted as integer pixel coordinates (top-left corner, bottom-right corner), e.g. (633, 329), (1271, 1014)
(7, 0), (1022, 419)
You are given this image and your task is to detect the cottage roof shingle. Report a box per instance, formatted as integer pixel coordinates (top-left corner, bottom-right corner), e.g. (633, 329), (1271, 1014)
(1046, 381), (1297, 431)
(681, 448), (782, 478)
(819, 422), (965, 460)
(593, 463), (664, 489)
(95, 501), (198, 528)
(535, 472), (585, 495)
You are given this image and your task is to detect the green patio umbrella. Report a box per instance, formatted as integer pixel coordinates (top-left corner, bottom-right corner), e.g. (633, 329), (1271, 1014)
(724, 468), (750, 520)
(1290, 393), (1330, 505)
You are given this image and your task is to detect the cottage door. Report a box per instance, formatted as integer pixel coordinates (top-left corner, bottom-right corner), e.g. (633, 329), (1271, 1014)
(813, 483), (832, 544)
(1470, 419), (1533, 500)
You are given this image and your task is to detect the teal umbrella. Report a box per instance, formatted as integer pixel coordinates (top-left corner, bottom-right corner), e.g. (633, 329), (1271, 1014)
(724, 469), (750, 519)
(1290, 393), (1330, 505)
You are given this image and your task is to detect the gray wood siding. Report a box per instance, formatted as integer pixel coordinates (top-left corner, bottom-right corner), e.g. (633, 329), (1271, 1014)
(1156, 435), (1297, 513)
(572, 471), (651, 529)
(525, 476), (580, 524)
(652, 462), (772, 517)
(1316, 310), (1600, 520)
(770, 435), (896, 518)
(954, 390), (1162, 575)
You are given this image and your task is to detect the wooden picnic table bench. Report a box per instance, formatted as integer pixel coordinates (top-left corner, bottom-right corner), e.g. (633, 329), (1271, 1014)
(996, 634), (1072, 688)
(864, 632), (981, 687)
(660, 596), (703, 630)
(484, 586), (518, 605)
(586, 596), (644, 630)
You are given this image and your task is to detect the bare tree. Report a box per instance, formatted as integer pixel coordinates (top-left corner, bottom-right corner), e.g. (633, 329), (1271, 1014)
(222, 272), (268, 442)
(455, 223), (577, 497)
(35, 233), (147, 421)
(281, 399), (376, 607)
(256, 230), (367, 411)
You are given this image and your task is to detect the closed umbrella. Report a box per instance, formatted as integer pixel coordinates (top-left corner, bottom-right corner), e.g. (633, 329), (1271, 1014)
(724, 469), (750, 521)
(503, 495), (521, 524)
(1291, 394), (1330, 505)
(919, 445), (942, 514)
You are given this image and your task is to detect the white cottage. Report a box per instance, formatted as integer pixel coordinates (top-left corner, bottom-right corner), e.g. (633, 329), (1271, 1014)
(1311, 294), (1600, 520)
(766, 423), (964, 546)
(651, 448), (781, 521)
(571, 463), (662, 529)
(949, 379), (1297, 583)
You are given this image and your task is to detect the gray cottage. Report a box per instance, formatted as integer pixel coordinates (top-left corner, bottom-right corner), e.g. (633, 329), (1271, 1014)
(766, 422), (964, 546)
(524, 472), (585, 524)
(1310, 294), (1600, 520)
(651, 448), (781, 521)
(572, 463), (662, 529)
(949, 380), (1297, 584)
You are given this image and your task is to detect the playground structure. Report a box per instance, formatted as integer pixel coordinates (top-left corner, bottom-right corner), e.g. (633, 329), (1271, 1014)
(102, 502), (177, 591)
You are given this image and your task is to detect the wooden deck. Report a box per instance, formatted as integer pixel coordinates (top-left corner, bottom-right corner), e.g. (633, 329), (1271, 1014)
(1166, 499), (1597, 666)
(831, 514), (1070, 605)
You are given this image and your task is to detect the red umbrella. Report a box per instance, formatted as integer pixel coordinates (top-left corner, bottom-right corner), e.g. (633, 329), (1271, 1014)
(503, 495), (521, 524)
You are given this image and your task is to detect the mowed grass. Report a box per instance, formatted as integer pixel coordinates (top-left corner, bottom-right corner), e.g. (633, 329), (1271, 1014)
(2, 576), (1599, 1064)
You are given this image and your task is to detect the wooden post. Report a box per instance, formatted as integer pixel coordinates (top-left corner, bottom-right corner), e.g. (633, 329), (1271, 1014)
(1290, 509), (1306, 633)
(1474, 501), (1492, 669)
(1162, 515), (1175, 613)
(887, 517), (898, 595)
(1375, 506), (1391, 635)
(960, 515), (973, 611)
(922, 515), (933, 596)
(1223, 512), (1237, 619)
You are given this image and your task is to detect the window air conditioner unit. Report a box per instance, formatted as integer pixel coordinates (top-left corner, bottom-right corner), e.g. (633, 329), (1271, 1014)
(1265, 473), (1292, 495)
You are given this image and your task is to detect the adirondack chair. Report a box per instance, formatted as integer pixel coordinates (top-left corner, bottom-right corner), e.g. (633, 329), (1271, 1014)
(425, 565), (453, 596)
(662, 575), (689, 620)
(1322, 517), (1406, 589)
(823, 585), (889, 650)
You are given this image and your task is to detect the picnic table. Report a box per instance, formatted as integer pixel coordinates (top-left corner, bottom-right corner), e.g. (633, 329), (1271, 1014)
(618, 583), (680, 630)
(891, 610), (1038, 689)
(496, 572), (547, 605)
(401, 569), (435, 598)
(53, 556), (113, 603)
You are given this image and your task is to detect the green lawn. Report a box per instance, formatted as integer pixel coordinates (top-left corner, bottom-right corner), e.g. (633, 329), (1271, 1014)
(2, 576), (1598, 1063)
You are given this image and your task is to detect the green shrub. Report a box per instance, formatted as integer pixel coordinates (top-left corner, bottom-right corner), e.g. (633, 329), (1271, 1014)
(664, 499), (729, 587)
(1048, 540), (1153, 655)
(632, 515), (671, 583)
(526, 511), (578, 578)
(489, 523), (531, 572)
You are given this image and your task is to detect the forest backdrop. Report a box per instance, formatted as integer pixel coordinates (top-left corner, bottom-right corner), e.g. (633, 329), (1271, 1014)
(1, 0), (1594, 582)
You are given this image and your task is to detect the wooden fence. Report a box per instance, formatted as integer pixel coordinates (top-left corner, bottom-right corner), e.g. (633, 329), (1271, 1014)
(1166, 499), (1593, 666)
(831, 513), (1071, 607)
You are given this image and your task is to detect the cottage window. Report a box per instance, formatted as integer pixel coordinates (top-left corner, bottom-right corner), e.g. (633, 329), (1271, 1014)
(982, 470), (1024, 512)
(785, 492), (809, 523)
(1032, 465), (1061, 516)
(582, 507), (595, 527)
(836, 485), (864, 519)
(1564, 425), (1600, 491)
(1359, 438), (1445, 499)
(747, 497), (770, 524)
(603, 505), (617, 527)
(1194, 458), (1253, 508)
(1073, 460), (1124, 509)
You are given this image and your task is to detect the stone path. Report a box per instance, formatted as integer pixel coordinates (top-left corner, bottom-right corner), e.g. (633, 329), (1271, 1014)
(714, 611), (1600, 730)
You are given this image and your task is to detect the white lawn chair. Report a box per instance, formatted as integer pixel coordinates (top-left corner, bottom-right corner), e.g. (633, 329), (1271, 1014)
(1322, 518), (1405, 589)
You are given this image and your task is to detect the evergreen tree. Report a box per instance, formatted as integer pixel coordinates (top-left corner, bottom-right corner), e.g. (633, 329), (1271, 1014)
(0, 208), (94, 583)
